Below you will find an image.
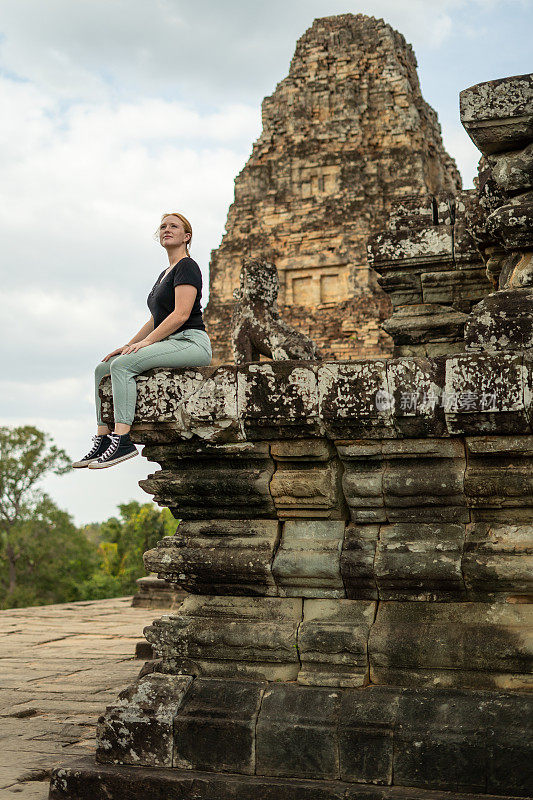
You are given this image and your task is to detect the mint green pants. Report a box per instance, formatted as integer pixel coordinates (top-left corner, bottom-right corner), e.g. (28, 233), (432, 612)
(94, 328), (212, 426)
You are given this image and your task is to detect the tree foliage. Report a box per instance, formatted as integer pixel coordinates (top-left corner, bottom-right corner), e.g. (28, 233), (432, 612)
(0, 424), (177, 609)
(77, 501), (176, 600)
(0, 425), (72, 599)
(0, 496), (97, 608)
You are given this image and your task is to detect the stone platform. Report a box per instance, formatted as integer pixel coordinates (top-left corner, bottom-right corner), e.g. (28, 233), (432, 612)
(49, 758), (533, 800)
(49, 70), (533, 799)
(0, 597), (161, 799)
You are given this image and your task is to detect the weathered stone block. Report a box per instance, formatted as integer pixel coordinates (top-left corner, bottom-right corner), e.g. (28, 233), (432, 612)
(369, 191), (485, 360)
(462, 521), (533, 600)
(270, 462), (345, 519)
(272, 520), (345, 597)
(336, 442), (386, 524)
(256, 684), (341, 779)
(338, 686), (400, 785)
(173, 678), (266, 774)
(270, 440), (334, 461)
(485, 694), (533, 796)
(460, 73), (533, 155)
(318, 362), (395, 439)
(340, 523), (379, 599)
(297, 599), (375, 687)
(394, 688), (533, 795)
(490, 141), (533, 192)
(132, 575), (185, 609)
(96, 674), (192, 767)
(369, 601), (533, 689)
(393, 689), (487, 793)
(139, 442), (276, 519)
(338, 439), (468, 525)
(50, 758), (351, 800)
(375, 270), (422, 307)
(385, 357), (445, 437)
(145, 596), (302, 681)
(382, 304), (468, 347)
(421, 268), (492, 307)
(464, 435), (533, 521)
(237, 361), (321, 439)
(176, 365), (241, 442)
(144, 520), (281, 596)
(100, 367), (214, 426)
(141, 439), (270, 469)
(487, 195), (533, 249)
(464, 288), (533, 354)
(369, 227), (454, 271)
(381, 439), (468, 524)
(393, 341), (467, 358)
(374, 523), (466, 601)
(445, 352), (533, 434)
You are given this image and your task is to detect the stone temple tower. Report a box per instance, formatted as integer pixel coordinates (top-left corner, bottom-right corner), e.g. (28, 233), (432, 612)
(205, 13), (462, 364)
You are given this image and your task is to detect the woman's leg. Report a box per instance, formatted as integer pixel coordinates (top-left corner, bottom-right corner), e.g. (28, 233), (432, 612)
(108, 331), (212, 431)
(95, 359), (112, 432)
(71, 356), (121, 467)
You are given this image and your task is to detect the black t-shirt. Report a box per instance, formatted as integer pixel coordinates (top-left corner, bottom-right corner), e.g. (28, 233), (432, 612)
(147, 256), (205, 333)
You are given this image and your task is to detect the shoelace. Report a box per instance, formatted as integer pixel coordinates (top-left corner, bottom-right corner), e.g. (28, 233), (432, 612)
(85, 434), (104, 459)
(99, 433), (121, 460)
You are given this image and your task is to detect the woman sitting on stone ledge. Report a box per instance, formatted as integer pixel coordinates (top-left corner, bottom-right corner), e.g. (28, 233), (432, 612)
(72, 211), (212, 470)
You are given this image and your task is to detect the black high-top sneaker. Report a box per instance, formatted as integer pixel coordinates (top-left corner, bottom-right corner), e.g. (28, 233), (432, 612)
(88, 432), (138, 469)
(71, 434), (113, 468)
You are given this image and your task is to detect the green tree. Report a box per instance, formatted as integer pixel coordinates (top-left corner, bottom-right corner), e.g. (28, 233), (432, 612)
(0, 495), (97, 608)
(118, 501), (176, 589)
(0, 425), (72, 598)
(78, 501), (176, 600)
(0, 424), (176, 608)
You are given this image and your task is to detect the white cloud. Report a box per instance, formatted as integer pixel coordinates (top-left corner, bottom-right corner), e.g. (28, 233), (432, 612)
(425, 10), (454, 47)
(0, 286), (144, 381)
(0, 75), (260, 299)
(0, 0), (495, 109)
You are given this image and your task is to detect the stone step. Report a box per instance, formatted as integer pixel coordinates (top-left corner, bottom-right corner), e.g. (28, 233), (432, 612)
(50, 756), (532, 800)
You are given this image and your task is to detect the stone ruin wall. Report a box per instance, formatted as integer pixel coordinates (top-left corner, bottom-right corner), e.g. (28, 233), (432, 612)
(50, 59), (533, 800)
(205, 13), (462, 365)
(368, 189), (493, 357)
(52, 74), (533, 800)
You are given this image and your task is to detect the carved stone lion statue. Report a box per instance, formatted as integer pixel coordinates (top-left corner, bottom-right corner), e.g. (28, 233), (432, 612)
(231, 257), (319, 363)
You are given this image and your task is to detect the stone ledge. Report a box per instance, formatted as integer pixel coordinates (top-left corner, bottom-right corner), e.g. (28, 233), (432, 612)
(138, 597), (533, 690)
(129, 681), (533, 791)
(99, 355), (533, 443)
(53, 757), (507, 800)
(145, 517), (533, 604)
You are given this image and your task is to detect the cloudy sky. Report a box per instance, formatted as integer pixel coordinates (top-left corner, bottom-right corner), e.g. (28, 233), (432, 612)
(1, 0), (531, 527)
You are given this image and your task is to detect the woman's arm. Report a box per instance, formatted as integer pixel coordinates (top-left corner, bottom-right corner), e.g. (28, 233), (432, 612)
(121, 286), (197, 353)
(144, 285), (197, 344)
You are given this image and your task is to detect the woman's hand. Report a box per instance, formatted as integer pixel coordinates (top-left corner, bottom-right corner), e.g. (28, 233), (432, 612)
(121, 339), (153, 355)
(102, 346), (126, 362)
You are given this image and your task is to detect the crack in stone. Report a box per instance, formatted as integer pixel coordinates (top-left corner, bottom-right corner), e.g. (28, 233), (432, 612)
(367, 596), (380, 686)
(252, 684), (267, 777)
(294, 598), (305, 675)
